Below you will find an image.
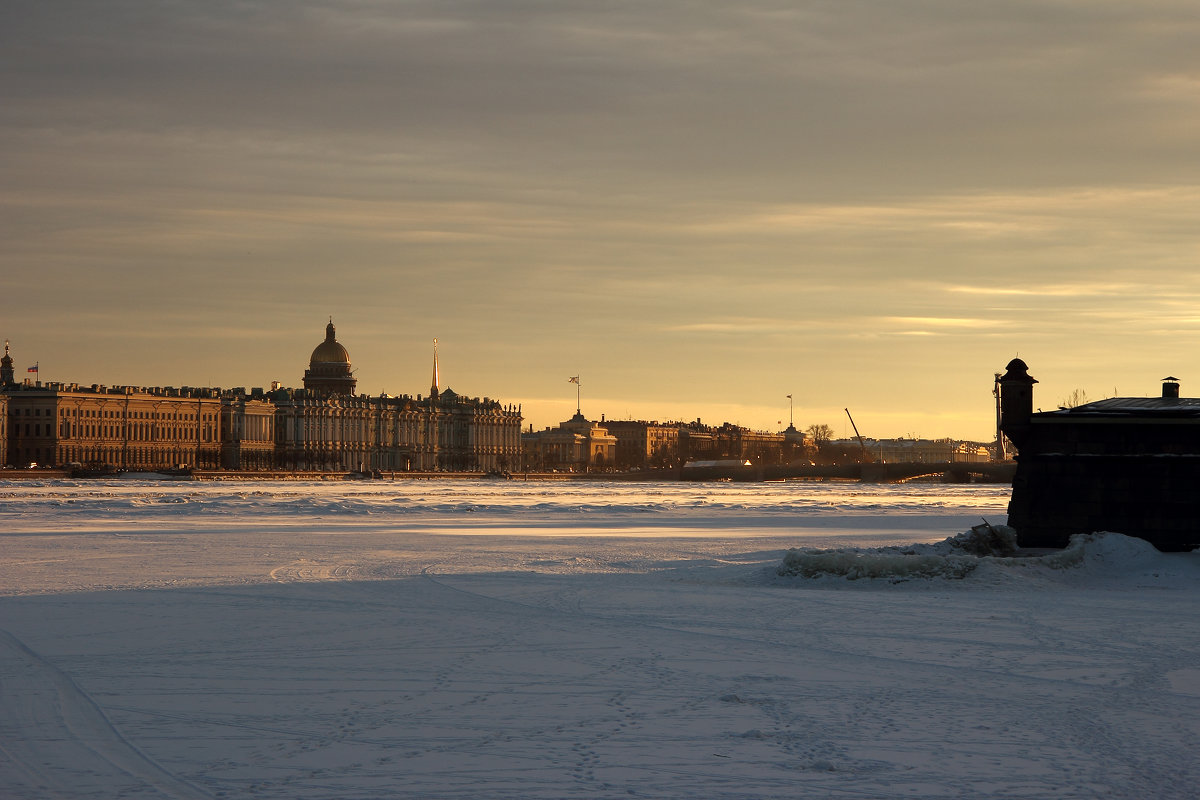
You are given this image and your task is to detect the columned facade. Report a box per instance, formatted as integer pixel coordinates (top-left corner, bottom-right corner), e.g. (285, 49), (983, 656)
(523, 412), (618, 472)
(221, 394), (276, 470)
(1, 326), (523, 473)
(6, 384), (222, 470)
(269, 388), (520, 473)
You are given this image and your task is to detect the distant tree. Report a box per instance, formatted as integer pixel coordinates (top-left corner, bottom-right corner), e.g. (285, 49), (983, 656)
(1059, 389), (1091, 409)
(805, 423), (834, 445)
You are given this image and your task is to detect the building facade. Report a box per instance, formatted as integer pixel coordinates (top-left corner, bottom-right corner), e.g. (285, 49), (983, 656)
(678, 421), (787, 465)
(527, 416), (798, 472)
(0, 391), (7, 469)
(861, 437), (992, 464)
(271, 325), (522, 473)
(523, 412), (618, 471)
(4, 383), (223, 470)
(220, 391), (277, 470)
(1, 325), (523, 473)
(602, 420), (682, 469)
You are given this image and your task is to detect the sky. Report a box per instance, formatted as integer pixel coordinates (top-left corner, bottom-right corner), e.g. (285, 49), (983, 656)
(4, 1), (1200, 441)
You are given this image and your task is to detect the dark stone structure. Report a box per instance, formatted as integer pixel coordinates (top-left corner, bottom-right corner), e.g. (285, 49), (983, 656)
(1000, 359), (1200, 552)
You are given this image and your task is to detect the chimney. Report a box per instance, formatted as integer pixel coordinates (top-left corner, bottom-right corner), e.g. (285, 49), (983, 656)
(1163, 377), (1180, 399)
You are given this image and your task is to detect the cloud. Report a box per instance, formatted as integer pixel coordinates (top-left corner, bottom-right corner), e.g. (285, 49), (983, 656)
(663, 319), (830, 334)
(5, 1), (1200, 439)
(887, 317), (1002, 328)
(944, 283), (1139, 298)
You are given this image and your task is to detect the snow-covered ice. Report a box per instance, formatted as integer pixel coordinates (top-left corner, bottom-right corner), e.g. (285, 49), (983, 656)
(2, 479), (1198, 799)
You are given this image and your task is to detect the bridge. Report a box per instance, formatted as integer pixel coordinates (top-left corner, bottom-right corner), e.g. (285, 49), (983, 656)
(674, 462), (1016, 484)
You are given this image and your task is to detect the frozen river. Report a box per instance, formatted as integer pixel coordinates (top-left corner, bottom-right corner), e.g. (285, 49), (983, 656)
(0, 479), (1012, 595)
(2, 479), (1199, 799)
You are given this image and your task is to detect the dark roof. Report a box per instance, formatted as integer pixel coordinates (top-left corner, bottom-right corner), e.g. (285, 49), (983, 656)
(1044, 396), (1200, 418)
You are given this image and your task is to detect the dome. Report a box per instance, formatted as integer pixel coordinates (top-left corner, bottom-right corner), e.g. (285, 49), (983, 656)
(303, 320), (357, 396)
(310, 340), (350, 364)
(310, 321), (350, 364)
(1000, 357), (1037, 385)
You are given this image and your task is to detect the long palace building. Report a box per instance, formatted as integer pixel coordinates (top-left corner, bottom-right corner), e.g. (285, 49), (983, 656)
(1, 324), (523, 473)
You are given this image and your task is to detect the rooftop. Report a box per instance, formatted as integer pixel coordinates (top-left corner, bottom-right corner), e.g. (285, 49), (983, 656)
(1046, 396), (1200, 417)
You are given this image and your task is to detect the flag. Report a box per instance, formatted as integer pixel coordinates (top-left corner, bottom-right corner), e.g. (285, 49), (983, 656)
(567, 376), (580, 384)
(786, 394), (792, 399)
(27, 364), (38, 373)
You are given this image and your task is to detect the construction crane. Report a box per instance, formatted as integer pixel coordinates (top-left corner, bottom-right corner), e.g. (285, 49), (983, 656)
(844, 408), (868, 462)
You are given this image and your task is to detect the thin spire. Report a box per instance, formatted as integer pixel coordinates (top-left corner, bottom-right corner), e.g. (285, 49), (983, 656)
(431, 338), (440, 396)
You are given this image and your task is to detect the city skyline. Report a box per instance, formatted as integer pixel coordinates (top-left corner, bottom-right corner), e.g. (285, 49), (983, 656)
(6, 2), (1200, 440)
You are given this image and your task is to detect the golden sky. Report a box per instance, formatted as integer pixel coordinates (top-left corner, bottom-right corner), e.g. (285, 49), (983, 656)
(5, 1), (1200, 440)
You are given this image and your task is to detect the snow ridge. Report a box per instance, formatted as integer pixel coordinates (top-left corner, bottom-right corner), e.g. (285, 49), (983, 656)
(777, 528), (1186, 582)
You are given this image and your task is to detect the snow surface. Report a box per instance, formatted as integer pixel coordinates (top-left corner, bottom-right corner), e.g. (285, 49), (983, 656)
(2, 479), (1199, 799)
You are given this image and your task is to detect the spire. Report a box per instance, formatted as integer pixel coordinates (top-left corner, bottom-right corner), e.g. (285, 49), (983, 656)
(325, 317), (336, 342)
(431, 338), (440, 397)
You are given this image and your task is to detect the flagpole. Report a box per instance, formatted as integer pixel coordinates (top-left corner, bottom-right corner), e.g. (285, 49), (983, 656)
(568, 376), (581, 416)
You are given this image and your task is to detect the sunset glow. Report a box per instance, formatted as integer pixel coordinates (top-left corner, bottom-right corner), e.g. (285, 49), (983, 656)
(5, 2), (1200, 438)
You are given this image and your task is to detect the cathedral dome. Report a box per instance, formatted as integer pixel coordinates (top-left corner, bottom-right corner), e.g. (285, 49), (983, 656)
(303, 320), (356, 396)
(310, 340), (350, 364)
(310, 321), (350, 364)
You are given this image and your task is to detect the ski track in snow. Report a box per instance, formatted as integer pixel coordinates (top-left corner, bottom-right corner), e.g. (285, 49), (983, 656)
(2, 479), (1200, 798)
(0, 628), (211, 799)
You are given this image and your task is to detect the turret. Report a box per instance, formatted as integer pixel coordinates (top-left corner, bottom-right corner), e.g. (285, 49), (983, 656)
(998, 358), (1038, 448)
(0, 340), (14, 387)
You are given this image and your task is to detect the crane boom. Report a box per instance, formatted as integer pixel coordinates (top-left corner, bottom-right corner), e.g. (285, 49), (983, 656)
(844, 408), (868, 461)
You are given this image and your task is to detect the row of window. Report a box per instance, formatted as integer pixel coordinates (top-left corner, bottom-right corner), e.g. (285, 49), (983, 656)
(55, 408), (216, 422)
(54, 422), (216, 442)
(3, 407), (219, 422)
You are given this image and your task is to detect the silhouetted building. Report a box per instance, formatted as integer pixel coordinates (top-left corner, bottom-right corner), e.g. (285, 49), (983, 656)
(999, 358), (1200, 551)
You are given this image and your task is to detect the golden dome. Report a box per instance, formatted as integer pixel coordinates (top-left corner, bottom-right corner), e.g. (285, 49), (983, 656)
(310, 340), (350, 363)
(310, 320), (350, 364)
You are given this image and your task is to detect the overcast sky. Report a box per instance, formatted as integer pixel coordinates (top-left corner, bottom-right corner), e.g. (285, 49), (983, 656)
(4, 1), (1200, 439)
